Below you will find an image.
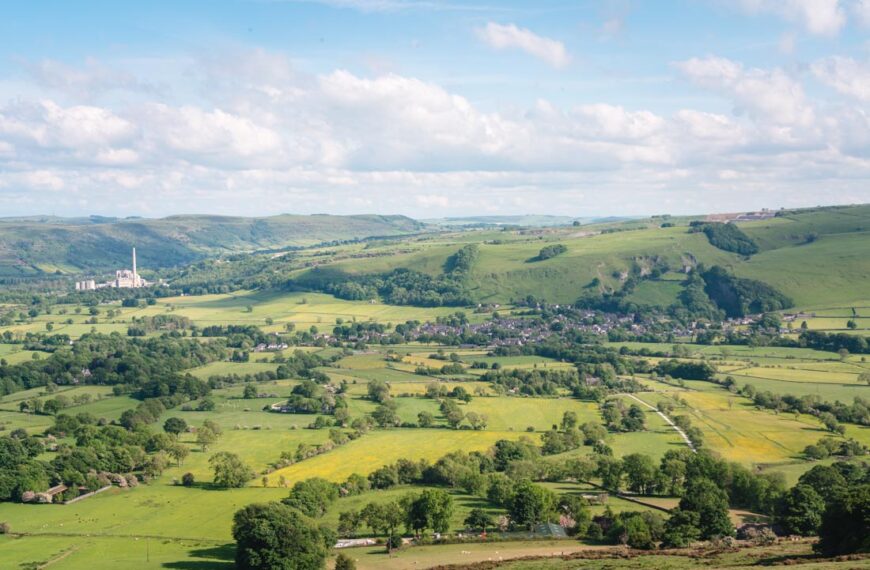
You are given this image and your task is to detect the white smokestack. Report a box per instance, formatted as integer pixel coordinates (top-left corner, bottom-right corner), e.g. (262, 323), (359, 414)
(132, 247), (137, 279)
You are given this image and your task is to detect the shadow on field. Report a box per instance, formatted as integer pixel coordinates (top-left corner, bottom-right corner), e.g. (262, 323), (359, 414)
(163, 543), (235, 569)
(180, 481), (237, 492)
(755, 552), (823, 566)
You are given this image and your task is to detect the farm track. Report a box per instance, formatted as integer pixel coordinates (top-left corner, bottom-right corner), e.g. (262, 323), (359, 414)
(36, 546), (79, 569)
(624, 393), (696, 452)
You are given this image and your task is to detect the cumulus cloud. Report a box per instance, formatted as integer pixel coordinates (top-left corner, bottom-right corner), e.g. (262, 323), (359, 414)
(476, 23), (571, 68)
(854, 0), (870, 27)
(675, 56), (815, 127)
(0, 100), (136, 159)
(737, 0), (847, 35)
(0, 50), (868, 217)
(22, 58), (157, 99)
(280, 0), (490, 12)
(811, 56), (870, 101)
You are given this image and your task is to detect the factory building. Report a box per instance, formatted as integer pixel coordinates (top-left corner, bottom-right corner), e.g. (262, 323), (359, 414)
(74, 248), (149, 290)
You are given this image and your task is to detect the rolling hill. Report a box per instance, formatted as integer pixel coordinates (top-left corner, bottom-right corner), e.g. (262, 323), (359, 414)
(291, 204), (870, 310)
(0, 214), (426, 277)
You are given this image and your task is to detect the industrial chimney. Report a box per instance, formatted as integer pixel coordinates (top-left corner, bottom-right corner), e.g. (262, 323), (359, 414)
(132, 247), (137, 281)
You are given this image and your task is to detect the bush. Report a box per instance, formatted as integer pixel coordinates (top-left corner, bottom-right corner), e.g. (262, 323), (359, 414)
(181, 472), (195, 487)
(691, 222), (759, 255)
(335, 552), (356, 570)
(534, 244), (567, 261)
(387, 534), (403, 550)
(0, 522), (10, 534)
(586, 522), (603, 541)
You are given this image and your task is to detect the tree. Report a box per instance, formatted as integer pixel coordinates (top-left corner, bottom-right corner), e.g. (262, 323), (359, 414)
(622, 453), (658, 495)
(678, 478), (733, 539)
(163, 417), (188, 437)
(445, 409), (465, 429)
(558, 494), (591, 535)
(403, 492), (429, 536)
(609, 512), (656, 549)
(181, 472), (195, 487)
(859, 372), (870, 386)
(196, 426), (218, 451)
(798, 465), (847, 502)
(596, 456), (624, 491)
(331, 407), (349, 426)
(338, 510), (362, 537)
(361, 501), (405, 552)
(233, 502), (331, 570)
(464, 508), (494, 533)
(662, 509), (701, 548)
(465, 411), (487, 430)
(243, 384), (259, 399)
(283, 478), (339, 518)
(417, 411), (435, 428)
(168, 443), (190, 466)
(818, 412), (844, 434)
(371, 402), (399, 428)
(367, 380), (391, 403)
(581, 422), (607, 445)
(210, 452), (254, 488)
(508, 480), (556, 529)
(419, 489), (454, 534)
(816, 483), (870, 555)
(560, 411), (578, 431)
(777, 484), (825, 536)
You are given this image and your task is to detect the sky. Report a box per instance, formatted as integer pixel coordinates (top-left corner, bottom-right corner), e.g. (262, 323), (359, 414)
(0, 0), (868, 219)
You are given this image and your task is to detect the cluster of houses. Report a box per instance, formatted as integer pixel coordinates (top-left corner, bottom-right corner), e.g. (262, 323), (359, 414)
(253, 342), (289, 352)
(22, 472), (136, 505)
(705, 209), (777, 223)
(314, 304), (787, 349)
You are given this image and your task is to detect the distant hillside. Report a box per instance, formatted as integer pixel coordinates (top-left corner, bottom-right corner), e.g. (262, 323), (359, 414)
(423, 215), (633, 227)
(0, 214), (425, 277)
(293, 204), (870, 309)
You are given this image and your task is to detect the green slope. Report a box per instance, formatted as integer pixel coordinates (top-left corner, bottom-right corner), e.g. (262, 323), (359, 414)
(0, 214), (425, 277)
(293, 205), (870, 309)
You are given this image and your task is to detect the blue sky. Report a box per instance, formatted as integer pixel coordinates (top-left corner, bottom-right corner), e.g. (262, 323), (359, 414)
(0, 0), (868, 218)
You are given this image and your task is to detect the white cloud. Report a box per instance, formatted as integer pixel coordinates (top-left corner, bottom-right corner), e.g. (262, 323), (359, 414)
(20, 170), (65, 191)
(0, 50), (868, 217)
(850, 0), (870, 27)
(142, 104), (283, 159)
(737, 0), (846, 35)
(416, 193), (450, 207)
(278, 0), (489, 12)
(22, 58), (156, 99)
(811, 56), (870, 101)
(675, 56), (815, 127)
(476, 23), (571, 68)
(0, 100), (136, 150)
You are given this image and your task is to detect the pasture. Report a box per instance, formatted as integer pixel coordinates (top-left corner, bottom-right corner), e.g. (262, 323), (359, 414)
(0, 290), (478, 342)
(269, 429), (526, 483)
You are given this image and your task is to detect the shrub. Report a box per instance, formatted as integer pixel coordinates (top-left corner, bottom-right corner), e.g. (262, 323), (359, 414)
(335, 552), (356, 570)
